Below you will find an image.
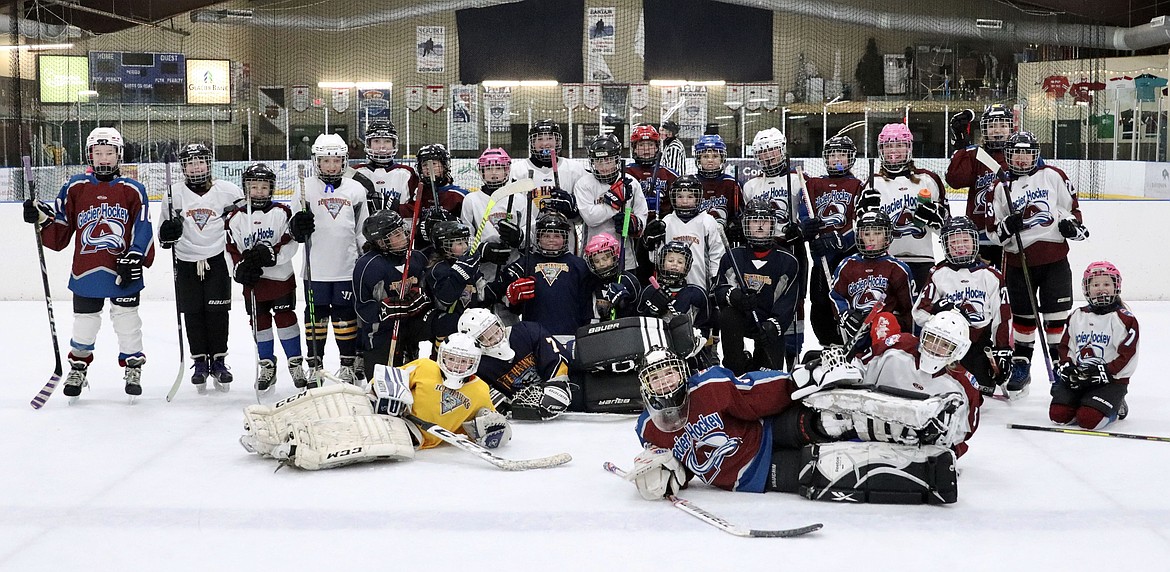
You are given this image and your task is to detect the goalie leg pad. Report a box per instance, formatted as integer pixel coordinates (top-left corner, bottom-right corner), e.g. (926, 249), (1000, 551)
(240, 384), (376, 457)
(798, 441), (958, 505)
(273, 415), (415, 470)
(801, 389), (968, 447)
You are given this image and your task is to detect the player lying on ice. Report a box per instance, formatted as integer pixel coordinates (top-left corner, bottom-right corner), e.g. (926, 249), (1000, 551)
(626, 310), (983, 504)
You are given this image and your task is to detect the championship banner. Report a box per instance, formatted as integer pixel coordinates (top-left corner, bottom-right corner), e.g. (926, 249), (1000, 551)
(405, 86), (424, 111)
(357, 88), (391, 138)
(763, 85), (780, 111)
(587, 7), (616, 55)
(483, 86), (511, 133)
(583, 83), (602, 110)
(416, 26), (445, 73)
(562, 84), (581, 109)
(744, 84), (762, 111)
(629, 84), (648, 110)
(679, 85), (708, 140)
(332, 88), (350, 113)
(427, 85), (445, 112)
(450, 84), (478, 150)
(725, 84), (744, 110)
(602, 85), (627, 123)
(291, 85), (310, 113)
(258, 86), (286, 134)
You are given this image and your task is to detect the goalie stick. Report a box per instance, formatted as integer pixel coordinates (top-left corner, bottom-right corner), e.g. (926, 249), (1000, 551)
(25, 156), (64, 410)
(603, 462), (823, 538)
(405, 413), (571, 470)
(1008, 424), (1170, 443)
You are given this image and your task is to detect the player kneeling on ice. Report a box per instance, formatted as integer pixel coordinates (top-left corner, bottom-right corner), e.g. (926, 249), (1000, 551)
(1049, 262), (1138, 430)
(626, 311), (981, 505)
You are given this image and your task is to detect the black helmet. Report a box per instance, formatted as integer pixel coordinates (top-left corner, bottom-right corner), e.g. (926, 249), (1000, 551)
(534, 211), (571, 257)
(241, 163), (276, 209)
(660, 120), (680, 135)
(656, 240), (694, 288)
(588, 133), (623, 184)
(1004, 131), (1040, 176)
(670, 175), (703, 218)
(364, 120), (399, 163)
(431, 220), (471, 259)
(822, 135), (857, 175)
(855, 210), (893, 258)
(940, 216), (980, 265)
(980, 104), (1014, 150)
(417, 143), (452, 184)
(178, 143), (213, 186)
(528, 119), (562, 160)
(740, 202), (778, 249)
(362, 209), (408, 254)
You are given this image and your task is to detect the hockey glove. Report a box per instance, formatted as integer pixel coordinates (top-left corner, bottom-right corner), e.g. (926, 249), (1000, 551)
(418, 206), (453, 244)
(614, 212), (643, 238)
(857, 187), (882, 213)
(983, 346), (1013, 388)
(725, 218), (744, 245)
(158, 217), (184, 247)
(233, 259), (263, 286)
(726, 288), (759, 313)
(542, 188), (578, 218)
(799, 217), (826, 240)
(949, 109), (975, 149)
(777, 221), (803, 245)
(760, 317), (785, 341)
(480, 241), (512, 265)
(839, 308), (869, 341)
(23, 199), (54, 228)
(511, 378), (572, 421)
(497, 219), (524, 249)
(289, 210), (315, 243)
(1058, 218), (1089, 241)
(461, 408), (512, 449)
(115, 252), (144, 285)
(626, 447), (686, 501)
(809, 233), (843, 258)
(913, 200), (948, 230)
(1056, 361), (1082, 390)
(379, 291), (430, 321)
(1076, 362), (1111, 387)
(932, 298), (955, 314)
(244, 242), (277, 267)
(1001, 212), (1025, 236)
(505, 276), (536, 305)
(639, 286), (673, 316)
(601, 185), (626, 210)
(604, 282), (634, 310)
(370, 363), (414, 416)
(642, 219), (667, 250)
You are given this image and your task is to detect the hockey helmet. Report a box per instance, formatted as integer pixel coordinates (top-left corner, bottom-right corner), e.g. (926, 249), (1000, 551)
(660, 120), (680, 136)
(1083, 261), (1122, 308)
(630, 123), (662, 167)
(457, 308), (513, 361)
(741, 202), (779, 249)
(855, 210), (893, 258)
(980, 104), (1014, 150)
(918, 310), (972, 374)
(362, 209), (409, 254)
(669, 175), (703, 218)
(431, 220), (471, 259)
(178, 143), (213, 186)
(438, 332), (483, 388)
(588, 133), (623, 185)
(312, 133), (348, 185)
(877, 123), (913, 173)
(752, 128), (788, 177)
(638, 346), (691, 432)
(417, 143), (452, 181)
(823, 135), (857, 175)
(693, 134), (727, 177)
(584, 233), (621, 278)
(534, 211), (571, 257)
(86, 127), (124, 176)
(656, 240), (694, 288)
(1004, 131), (1040, 176)
(477, 148), (512, 192)
(241, 163), (276, 209)
(940, 216), (980, 266)
(529, 119), (562, 159)
(364, 120), (399, 163)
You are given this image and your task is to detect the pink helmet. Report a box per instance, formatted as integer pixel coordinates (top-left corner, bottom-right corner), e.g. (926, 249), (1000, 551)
(877, 123), (913, 172)
(1083, 261), (1122, 307)
(584, 233), (621, 278)
(478, 147), (511, 169)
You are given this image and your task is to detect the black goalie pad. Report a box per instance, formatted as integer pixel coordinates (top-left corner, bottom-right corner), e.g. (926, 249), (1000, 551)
(796, 441), (958, 505)
(573, 317), (671, 374)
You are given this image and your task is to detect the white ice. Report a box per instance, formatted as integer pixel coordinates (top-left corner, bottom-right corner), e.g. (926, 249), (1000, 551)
(2, 299), (1169, 571)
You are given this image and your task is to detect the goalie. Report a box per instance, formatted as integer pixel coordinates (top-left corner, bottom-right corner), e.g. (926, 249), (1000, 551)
(626, 310), (982, 505)
(240, 332), (512, 469)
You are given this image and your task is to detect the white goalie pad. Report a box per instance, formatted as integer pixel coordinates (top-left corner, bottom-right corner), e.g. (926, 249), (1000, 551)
(240, 384), (376, 457)
(272, 414), (415, 470)
(801, 389), (968, 447)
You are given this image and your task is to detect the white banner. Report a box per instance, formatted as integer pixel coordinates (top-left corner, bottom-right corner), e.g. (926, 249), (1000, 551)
(587, 7), (616, 55)
(659, 86), (680, 121)
(426, 85), (445, 113)
(763, 85), (780, 111)
(680, 86), (708, 141)
(745, 84), (762, 111)
(483, 87), (512, 133)
(725, 84), (743, 110)
(587, 53), (614, 83)
(331, 88), (350, 113)
(450, 84), (478, 150)
(629, 84), (648, 110)
(258, 86), (286, 134)
(562, 84), (581, 109)
(416, 26), (445, 73)
(583, 84), (602, 110)
(405, 85), (424, 112)
(291, 85), (310, 113)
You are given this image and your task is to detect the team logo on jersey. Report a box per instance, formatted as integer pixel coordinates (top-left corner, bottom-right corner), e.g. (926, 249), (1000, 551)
(187, 207), (216, 230)
(1019, 197), (1055, 229)
(883, 198), (927, 240)
(77, 203), (129, 255)
(500, 355), (540, 390)
(438, 384), (471, 414)
(744, 273), (773, 291)
(318, 196), (351, 219)
(672, 412), (741, 482)
(536, 262), (568, 285)
(815, 191), (852, 228)
(1075, 331), (1111, 362)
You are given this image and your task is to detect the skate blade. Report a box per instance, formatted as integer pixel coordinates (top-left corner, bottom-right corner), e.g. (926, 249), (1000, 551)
(214, 381), (231, 393)
(68, 395), (81, 405)
(127, 395), (138, 405)
(195, 384), (209, 395)
(1004, 385), (1030, 402)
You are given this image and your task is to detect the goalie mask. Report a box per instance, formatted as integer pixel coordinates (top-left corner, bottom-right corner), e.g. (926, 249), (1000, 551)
(438, 332), (483, 389)
(312, 133), (348, 186)
(457, 308), (514, 361)
(639, 347), (691, 432)
(1083, 261), (1122, 308)
(940, 216), (979, 266)
(918, 310), (971, 374)
(752, 128), (788, 177)
(178, 142), (213, 187)
(86, 127), (124, 177)
(364, 120), (399, 164)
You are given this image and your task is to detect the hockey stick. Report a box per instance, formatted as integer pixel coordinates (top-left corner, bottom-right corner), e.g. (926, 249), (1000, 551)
(1001, 177), (1057, 385)
(834, 120), (866, 138)
(24, 157), (64, 410)
(795, 166), (834, 291)
(387, 179), (426, 365)
(1008, 424), (1170, 443)
(602, 462), (823, 538)
(406, 413), (572, 470)
(470, 178), (536, 252)
(164, 162), (187, 402)
(298, 165), (323, 386)
(844, 300), (886, 361)
(249, 173), (263, 404)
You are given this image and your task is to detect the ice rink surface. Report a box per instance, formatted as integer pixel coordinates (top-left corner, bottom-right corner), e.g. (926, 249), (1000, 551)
(2, 300), (1168, 571)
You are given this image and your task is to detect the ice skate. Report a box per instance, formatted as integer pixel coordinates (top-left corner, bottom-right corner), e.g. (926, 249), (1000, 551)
(124, 356), (145, 403)
(255, 359), (277, 395)
(289, 356), (311, 389)
(192, 356), (210, 395)
(211, 356), (232, 393)
(63, 359), (89, 405)
(337, 356), (358, 385)
(1004, 357), (1031, 401)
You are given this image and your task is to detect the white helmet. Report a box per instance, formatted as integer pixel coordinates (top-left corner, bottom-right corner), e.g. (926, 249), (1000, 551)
(638, 347), (691, 432)
(438, 332), (483, 388)
(312, 133), (348, 184)
(752, 128), (787, 176)
(457, 308), (513, 361)
(86, 127), (124, 175)
(918, 310), (971, 374)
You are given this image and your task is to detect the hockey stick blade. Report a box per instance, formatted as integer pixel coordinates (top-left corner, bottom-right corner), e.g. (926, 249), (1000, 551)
(406, 414), (572, 470)
(30, 374), (61, 410)
(1008, 423), (1170, 443)
(603, 462), (823, 538)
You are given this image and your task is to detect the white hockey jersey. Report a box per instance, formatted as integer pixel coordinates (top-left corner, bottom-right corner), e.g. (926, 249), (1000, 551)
(224, 201), (298, 281)
(659, 211), (726, 290)
(161, 179), (243, 263)
(510, 157), (587, 197)
(1060, 305), (1139, 383)
(290, 177), (369, 281)
(350, 163), (417, 211)
(741, 172), (805, 223)
(912, 262), (1011, 346)
(576, 172), (648, 271)
(988, 165), (1080, 268)
(868, 169), (947, 265)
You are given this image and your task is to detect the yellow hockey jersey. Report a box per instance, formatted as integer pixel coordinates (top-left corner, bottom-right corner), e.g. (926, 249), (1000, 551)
(402, 358), (497, 449)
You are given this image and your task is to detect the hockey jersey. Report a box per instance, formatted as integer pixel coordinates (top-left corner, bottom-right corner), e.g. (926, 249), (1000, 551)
(477, 321), (571, 396)
(657, 211), (726, 290)
(352, 248), (430, 351)
(502, 252), (593, 336)
(510, 157), (588, 199)
(291, 176), (369, 282)
(912, 261), (1011, 347)
(350, 162), (418, 212)
(162, 179), (243, 263)
(626, 163), (677, 217)
(588, 271), (641, 321)
(399, 182), (469, 221)
(987, 165), (1081, 268)
(713, 247), (803, 333)
(697, 173), (742, 225)
(946, 146), (1004, 244)
(401, 358), (497, 449)
(223, 199), (299, 301)
(42, 173), (155, 299)
(740, 171), (806, 225)
(831, 254), (916, 333)
(635, 366), (799, 493)
(805, 174), (863, 250)
(1058, 304), (1139, 384)
(576, 173), (649, 271)
(865, 169), (947, 265)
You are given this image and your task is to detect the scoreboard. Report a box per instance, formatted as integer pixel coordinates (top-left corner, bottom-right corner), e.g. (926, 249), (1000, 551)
(89, 51), (186, 104)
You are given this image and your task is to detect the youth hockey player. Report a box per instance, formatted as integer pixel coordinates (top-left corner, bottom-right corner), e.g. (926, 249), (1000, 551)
(626, 124), (678, 284)
(158, 143), (244, 392)
(830, 211), (915, 341)
(713, 204), (803, 374)
(691, 134), (742, 233)
(500, 211), (592, 338)
(988, 131), (1088, 396)
(912, 217), (1012, 397)
(353, 209), (431, 372)
(659, 120), (687, 176)
(577, 133), (648, 272)
(458, 308), (573, 421)
(401, 143), (468, 220)
(289, 133), (369, 385)
(803, 135), (863, 346)
(224, 163), (307, 393)
(424, 220), (509, 338)
(635, 241), (712, 330)
(858, 123), (949, 289)
(350, 120), (419, 212)
(1051, 262), (1138, 429)
(946, 104), (1013, 266)
(24, 127), (155, 401)
(642, 175), (725, 291)
(510, 119), (583, 226)
(461, 147), (518, 249)
(584, 233), (641, 320)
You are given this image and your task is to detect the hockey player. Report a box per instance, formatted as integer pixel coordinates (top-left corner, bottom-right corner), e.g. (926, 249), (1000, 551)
(945, 104), (1013, 266)
(224, 163), (307, 393)
(713, 204), (803, 374)
(858, 123), (949, 290)
(288, 133), (369, 385)
(353, 209), (431, 371)
(576, 133), (648, 273)
(584, 233), (640, 321)
(510, 120), (583, 228)
(659, 120), (687, 177)
(988, 131), (1088, 396)
(458, 308), (573, 421)
(462, 147), (519, 249)
(626, 123), (677, 218)
(691, 134), (742, 233)
(1051, 262), (1138, 429)
(423, 220), (510, 339)
(350, 120), (419, 212)
(24, 127), (154, 401)
(830, 211), (916, 341)
(635, 241), (712, 329)
(401, 143), (468, 220)
(642, 175), (726, 291)
(500, 211), (593, 338)
(912, 217), (1012, 397)
(158, 143), (244, 392)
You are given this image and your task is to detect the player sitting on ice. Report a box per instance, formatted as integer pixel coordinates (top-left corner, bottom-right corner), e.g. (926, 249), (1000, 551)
(585, 233), (641, 321)
(423, 220), (510, 338)
(457, 308), (573, 421)
(625, 312), (978, 505)
(350, 120), (419, 212)
(1050, 262), (1138, 429)
(500, 211), (593, 338)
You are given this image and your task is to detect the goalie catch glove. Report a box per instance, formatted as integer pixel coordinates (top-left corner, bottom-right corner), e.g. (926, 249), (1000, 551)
(461, 408), (512, 449)
(511, 378), (572, 421)
(626, 447), (687, 501)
